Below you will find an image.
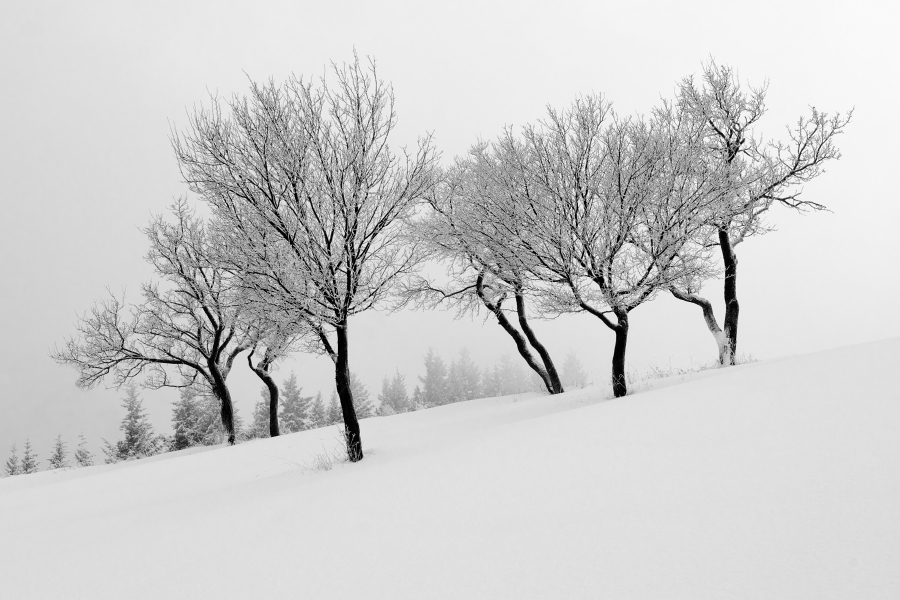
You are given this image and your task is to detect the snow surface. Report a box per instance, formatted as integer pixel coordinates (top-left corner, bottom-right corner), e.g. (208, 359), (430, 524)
(2, 338), (899, 599)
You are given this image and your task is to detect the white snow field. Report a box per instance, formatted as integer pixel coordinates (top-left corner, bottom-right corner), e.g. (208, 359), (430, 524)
(2, 338), (899, 599)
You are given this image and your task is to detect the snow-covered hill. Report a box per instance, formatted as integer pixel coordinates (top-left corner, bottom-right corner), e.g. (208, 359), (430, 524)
(2, 338), (899, 599)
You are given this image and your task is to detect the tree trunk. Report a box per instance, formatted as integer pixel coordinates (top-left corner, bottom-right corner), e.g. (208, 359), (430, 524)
(335, 320), (363, 462)
(515, 291), (564, 394)
(249, 362), (280, 437)
(669, 287), (728, 365)
(209, 363), (236, 445)
(611, 312), (629, 398)
(719, 227), (739, 366)
(475, 273), (556, 394)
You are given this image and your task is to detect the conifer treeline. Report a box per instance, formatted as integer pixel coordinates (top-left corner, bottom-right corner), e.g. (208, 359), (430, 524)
(4, 349), (589, 476)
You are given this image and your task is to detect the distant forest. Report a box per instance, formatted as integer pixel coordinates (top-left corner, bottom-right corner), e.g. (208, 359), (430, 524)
(4, 349), (588, 476)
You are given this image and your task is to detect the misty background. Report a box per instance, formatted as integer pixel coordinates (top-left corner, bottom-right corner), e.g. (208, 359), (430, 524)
(2, 0), (897, 458)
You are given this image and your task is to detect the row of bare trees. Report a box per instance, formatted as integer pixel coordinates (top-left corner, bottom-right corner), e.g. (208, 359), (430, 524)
(53, 56), (849, 462)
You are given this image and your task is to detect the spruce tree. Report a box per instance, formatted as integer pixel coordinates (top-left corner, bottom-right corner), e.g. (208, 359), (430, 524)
(247, 388), (272, 439)
(411, 385), (423, 411)
(482, 363), (501, 398)
(454, 348), (481, 401)
(350, 372), (375, 419)
(309, 392), (326, 429)
(390, 371), (410, 412)
(376, 376), (394, 415)
(74, 433), (94, 467)
(420, 348), (449, 407)
(280, 373), (312, 433)
(21, 440), (39, 474)
(561, 351), (588, 388)
(171, 386), (203, 450)
(47, 435), (70, 470)
(103, 385), (164, 462)
(377, 370), (410, 415)
(447, 359), (462, 404)
(326, 391), (342, 425)
(171, 384), (228, 448)
(4, 443), (21, 477)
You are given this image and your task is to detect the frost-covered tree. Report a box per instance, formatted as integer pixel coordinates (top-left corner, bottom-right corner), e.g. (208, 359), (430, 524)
(419, 349), (449, 407)
(561, 351), (588, 389)
(350, 372), (375, 419)
(377, 369), (410, 415)
(668, 61), (851, 365)
(21, 440), (39, 474)
(478, 96), (724, 396)
(170, 383), (219, 449)
(173, 54), (438, 461)
(53, 201), (248, 444)
(412, 157), (564, 395)
(74, 433), (94, 467)
(410, 385), (423, 411)
(47, 435), (70, 470)
(103, 386), (165, 463)
(246, 388), (273, 440)
(493, 355), (529, 396)
(326, 391), (342, 425)
(242, 310), (311, 438)
(4, 443), (21, 477)
(449, 348), (481, 401)
(308, 392), (326, 429)
(281, 373), (313, 433)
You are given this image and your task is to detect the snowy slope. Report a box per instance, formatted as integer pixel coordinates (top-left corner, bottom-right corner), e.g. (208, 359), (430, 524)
(2, 338), (899, 599)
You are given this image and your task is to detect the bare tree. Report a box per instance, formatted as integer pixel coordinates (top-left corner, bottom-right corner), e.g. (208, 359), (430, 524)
(477, 96), (722, 397)
(172, 55), (437, 461)
(243, 308), (311, 438)
(53, 200), (248, 444)
(412, 155), (565, 395)
(669, 60), (851, 365)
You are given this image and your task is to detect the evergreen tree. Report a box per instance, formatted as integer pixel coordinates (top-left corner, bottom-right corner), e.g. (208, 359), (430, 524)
(350, 372), (375, 419)
(309, 392), (326, 429)
(410, 385), (423, 411)
(482, 363), (501, 397)
(377, 369), (409, 415)
(561, 351), (588, 388)
(326, 391), (342, 425)
(420, 348), (449, 407)
(494, 354), (529, 395)
(47, 435), (70, 470)
(529, 371), (546, 393)
(280, 372), (312, 433)
(376, 376), (394, 415)
(103, 386), (165, 463)
(4, 443), (21, 477)
(74, 433), (94, 467)
(171, 385), (202, 450)
(247, 388), (272, 439)
(21, 439), (39, 474)
(454, 348), (481, 401)
(171, 385), (226, 449)
(447, 358), (462, 404)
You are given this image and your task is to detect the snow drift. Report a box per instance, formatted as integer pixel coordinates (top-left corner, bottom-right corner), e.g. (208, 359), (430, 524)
(2, 338), (899, 599)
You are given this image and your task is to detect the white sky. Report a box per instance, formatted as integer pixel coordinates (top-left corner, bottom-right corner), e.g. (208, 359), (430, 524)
(1, 0), (897, 459)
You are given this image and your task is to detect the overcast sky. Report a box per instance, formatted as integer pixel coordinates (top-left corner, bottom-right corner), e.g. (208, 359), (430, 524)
(2, 0), (897, 460)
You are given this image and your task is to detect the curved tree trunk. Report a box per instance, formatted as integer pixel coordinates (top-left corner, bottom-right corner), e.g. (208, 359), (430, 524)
(611, 311), (629, 398)
(209, 363), (236, 445)
(719, 227), (739, 365)
(248, 350), (280, 437)
(476, 273), (558, 395)
(576, 298), (630, 397)
(514, 291), (564, 394)
(335, 320), (363, 462)
(669, 287), (728, 365)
